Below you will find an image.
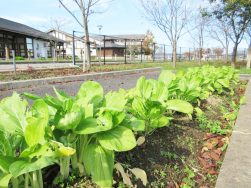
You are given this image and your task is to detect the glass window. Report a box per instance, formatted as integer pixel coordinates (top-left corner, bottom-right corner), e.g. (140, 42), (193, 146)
(26, 38), (32, 44)
(27, 44), (33, 50)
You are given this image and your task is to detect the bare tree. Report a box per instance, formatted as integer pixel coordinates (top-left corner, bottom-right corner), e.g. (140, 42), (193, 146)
(213, 47), (224, 60)
(58, 0), (109, 71)
(188, 8), (210, 64)
(139, 0), (189, 68)
(49, 18), (68, 62)
(208, 18), (231, 63)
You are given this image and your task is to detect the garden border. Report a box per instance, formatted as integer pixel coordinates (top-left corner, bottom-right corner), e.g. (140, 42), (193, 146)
(0, 67), (161, 91)
(216, 78), (251, 187)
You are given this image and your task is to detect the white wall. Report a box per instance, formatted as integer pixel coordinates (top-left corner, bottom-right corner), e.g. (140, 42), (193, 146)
(33, 39), (50, 59)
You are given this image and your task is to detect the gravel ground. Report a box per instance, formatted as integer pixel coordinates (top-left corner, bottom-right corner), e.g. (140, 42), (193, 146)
(0, 70), (161, 99)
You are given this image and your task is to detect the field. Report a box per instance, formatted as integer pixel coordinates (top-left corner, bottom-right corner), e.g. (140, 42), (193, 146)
(0, 65), (247, 188)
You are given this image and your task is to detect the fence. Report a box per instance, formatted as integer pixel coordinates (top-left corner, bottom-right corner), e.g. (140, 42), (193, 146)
(70, 33), (248, 65)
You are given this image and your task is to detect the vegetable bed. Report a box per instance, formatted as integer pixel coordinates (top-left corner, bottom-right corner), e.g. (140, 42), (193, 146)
(0, 66), (246, 188)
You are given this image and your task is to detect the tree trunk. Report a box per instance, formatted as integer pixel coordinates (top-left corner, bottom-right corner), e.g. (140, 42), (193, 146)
(247, 46), (251, 69)
(5, 45), (10, 60)
(231, 43), (238, 68)
(199, 48), (202, 65)
(172, 41), (177, 68)
(225, 46), (229, 64)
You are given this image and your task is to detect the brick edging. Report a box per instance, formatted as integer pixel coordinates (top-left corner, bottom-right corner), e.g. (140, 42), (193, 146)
(0, 67), (161, 91)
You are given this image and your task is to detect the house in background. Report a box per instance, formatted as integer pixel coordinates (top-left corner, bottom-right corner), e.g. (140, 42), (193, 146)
(93, 34), (145, 58)
(0, 17), (64, 60)
(48, 29), (97, 60)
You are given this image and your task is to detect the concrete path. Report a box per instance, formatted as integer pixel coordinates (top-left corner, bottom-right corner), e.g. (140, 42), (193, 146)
(0, 69), (161, 99)
(216, 79), (251, 188)
(0, 63), (74, 72)
(0, 61), (141, 72)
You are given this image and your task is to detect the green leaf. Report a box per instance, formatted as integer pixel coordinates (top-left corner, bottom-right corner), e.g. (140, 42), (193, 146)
(84, 144), (114, 188)
(97, 126), (136, 152)
(218, 79), (230, 88)
(56, 112), (82, 130)
(136, 77), (153, 98)
(166, 100), (193, 114)
(9, 157), (55, 178)
(105, 92), (127, 111)
(22, 92), (41, 100)
(74, 118), (100, 134)
(0, 156), (16, 173)
(158, 70), (176, 85)
(0, 173), (12, 188)
(31, 99), (49, 120)
(0, 93), (27, 134)
(53, 87), (70, 102)
(77, 81), (104, 105)
(24, 117), (46, 147)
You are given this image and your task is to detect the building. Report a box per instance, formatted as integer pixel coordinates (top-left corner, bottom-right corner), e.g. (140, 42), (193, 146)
(48, 29), (97, 59)
(0, 17), (64, 60)
(94, 34), (145, 58)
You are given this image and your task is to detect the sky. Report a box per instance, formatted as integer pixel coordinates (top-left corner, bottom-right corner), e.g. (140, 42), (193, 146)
(0, 0), (249, 51)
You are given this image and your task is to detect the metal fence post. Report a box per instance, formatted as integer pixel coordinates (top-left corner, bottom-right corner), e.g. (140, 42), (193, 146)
(12, 50), (16, 74)
(103, 35), (106, 65)
(125, 39), (127, 64)
(141, 40), (143, 63)
(179, 47), (181, 62)
(164, 45), (166, 62)
(189, 48), (191, 61)
(153, 43), (156, 62)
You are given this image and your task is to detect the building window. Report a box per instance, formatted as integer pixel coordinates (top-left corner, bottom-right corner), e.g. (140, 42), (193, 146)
(26, 38), (34, 58)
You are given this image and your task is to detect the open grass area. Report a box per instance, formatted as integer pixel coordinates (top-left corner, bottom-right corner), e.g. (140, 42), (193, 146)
(0, 60), (250, 82)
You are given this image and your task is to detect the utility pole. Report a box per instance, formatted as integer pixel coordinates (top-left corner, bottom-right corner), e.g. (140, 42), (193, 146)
(141, 40), (143, 63)
(125, 39), (127, 64)
(103, 35), (106, 65)
(97, 25), (103, 64)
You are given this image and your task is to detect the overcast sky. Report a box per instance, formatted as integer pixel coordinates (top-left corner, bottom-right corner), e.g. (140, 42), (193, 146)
(1, 0), (248, 51)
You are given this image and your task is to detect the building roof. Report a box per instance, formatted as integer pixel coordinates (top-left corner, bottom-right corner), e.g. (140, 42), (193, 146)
(92, 34), (145, 41)
(0, 17), (64, 42)
(98, 43), (125, 49)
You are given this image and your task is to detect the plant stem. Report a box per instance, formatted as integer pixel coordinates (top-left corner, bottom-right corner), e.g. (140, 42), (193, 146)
(11, 178), (19, 188)
(71, 142), (78, 170)
(32, 171), (39, 188)
(25, 173), (29, 188)
(38, 170), (43, 188)
(60, 157), (70, 180)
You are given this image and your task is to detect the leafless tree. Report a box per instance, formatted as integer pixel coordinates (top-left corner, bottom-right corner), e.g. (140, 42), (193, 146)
(58, 0), (110, 71)
(187, 8), (210, 64)
(49, 18), (68, 62)
(139, 0), (189, 68)
(208, 18), (231, 64)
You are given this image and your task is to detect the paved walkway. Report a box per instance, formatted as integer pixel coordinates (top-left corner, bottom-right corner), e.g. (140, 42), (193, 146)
(0, 63), (74, 72)
(0, 69), (161, 99)
(216, 78), (251, 188)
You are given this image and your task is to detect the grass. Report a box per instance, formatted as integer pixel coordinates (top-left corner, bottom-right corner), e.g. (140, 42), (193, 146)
(0, 60), (250, 82)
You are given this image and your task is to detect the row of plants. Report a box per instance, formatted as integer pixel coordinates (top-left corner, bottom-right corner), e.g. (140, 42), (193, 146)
(0, 65), (240, 188)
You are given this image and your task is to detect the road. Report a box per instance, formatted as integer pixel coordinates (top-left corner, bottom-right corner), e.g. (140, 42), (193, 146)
(0, 69), (161, 99)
